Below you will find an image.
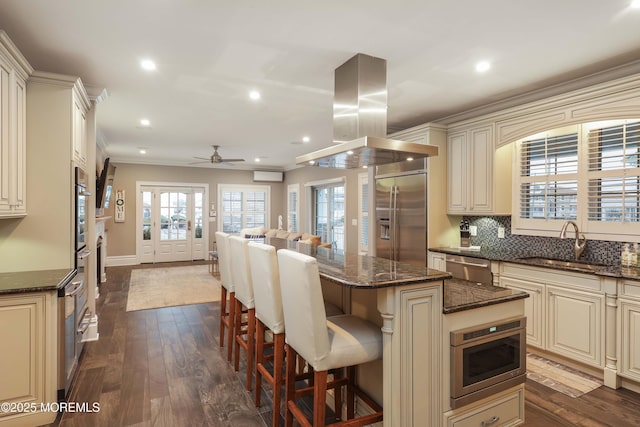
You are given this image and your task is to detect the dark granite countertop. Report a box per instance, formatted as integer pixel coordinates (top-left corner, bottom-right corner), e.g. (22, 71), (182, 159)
(0, 269), (76, 295)
(429, 246), (639, 279)
(443, 278), (529, 314)
(265, 237), (450, 288)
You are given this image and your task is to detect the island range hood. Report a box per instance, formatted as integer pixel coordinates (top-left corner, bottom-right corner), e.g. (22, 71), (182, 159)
(296, 53), (438, 169)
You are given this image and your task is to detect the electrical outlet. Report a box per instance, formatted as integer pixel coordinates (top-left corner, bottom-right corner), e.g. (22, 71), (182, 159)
(498, 226), (505, 239)
(469, 225), (477, 236)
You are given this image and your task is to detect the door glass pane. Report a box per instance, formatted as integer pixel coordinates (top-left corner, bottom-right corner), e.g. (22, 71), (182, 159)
(330, 185), (345, 253)
(194, 192), (203, 239)
(142, 191), (152, 240)
(160, 191), (188, 240)
(314, 188), (328, 243)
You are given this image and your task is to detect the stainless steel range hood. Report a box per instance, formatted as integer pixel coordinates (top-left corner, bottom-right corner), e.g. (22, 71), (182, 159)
(296, 53), (438, 169)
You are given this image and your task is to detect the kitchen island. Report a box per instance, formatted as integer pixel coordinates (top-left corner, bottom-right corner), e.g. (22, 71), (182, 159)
(264, 238), (527, 426)
(0, 269), (74, 427)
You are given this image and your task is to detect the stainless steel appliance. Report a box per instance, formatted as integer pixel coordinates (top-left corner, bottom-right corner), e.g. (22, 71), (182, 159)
(445, 254), (493, 285)
(296, 53), (438, 169)
(375, 160), (428, 266)
(450, 316), (527, 409)
(75, 167), (89, 252)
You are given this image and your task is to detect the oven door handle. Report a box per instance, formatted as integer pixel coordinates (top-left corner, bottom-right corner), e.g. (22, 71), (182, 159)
(445, 258), (489, 268)
(66, 280), (85, 297)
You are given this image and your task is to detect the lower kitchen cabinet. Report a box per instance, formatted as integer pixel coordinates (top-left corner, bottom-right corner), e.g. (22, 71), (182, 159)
(0, 291), (57, 427)
(619, 280), (640, 383)
(443, 384), (524, 427)
(547, 285), (603, 366)
(499, 262), (604, 369)
(500, 276), (544, 348)
(428, 251), (447, 272)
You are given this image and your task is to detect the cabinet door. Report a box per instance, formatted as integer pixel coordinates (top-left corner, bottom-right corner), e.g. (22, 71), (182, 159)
(72, 92), (87, 168)
(620, 299), (640, 382)
(447, 131), (467, 213)
(428, 251), (447, 272)
(547, 285), (603, 367)
(468, 126), (493, 213)
(501, 276), (544, 348)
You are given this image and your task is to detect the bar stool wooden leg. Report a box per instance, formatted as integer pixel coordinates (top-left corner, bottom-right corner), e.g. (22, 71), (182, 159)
(272, 333), (285, 427)
(255, 319), (265, 407)
(346, 366), (356, 419)
(219, 286), (227, 348)
(285, 344), (296, 427)
(245, 308), (255, 391)
(313, 370), (328, 427)
(227, 292), (236, 362)
(234, 297), (243, 372)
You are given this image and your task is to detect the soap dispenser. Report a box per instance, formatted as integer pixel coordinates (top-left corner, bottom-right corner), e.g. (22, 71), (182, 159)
(622, 243), (631, 267)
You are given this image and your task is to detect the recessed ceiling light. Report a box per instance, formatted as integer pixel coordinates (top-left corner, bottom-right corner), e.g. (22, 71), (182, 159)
(249, 90), (261, 100)
(363, 165), (368, 169)
(139, 149), (147, 154)
(407, 157), (414, 161)
(302, 136), (310, 143)
(309, 160), (315, 165)
(347, 150), (354, 155)
(140, 59), (156, 71)
(632, 0), (640, 8)
(140, 118), (151, 127)
(254, 158), (261, 162)
(475, 61), (491, 73)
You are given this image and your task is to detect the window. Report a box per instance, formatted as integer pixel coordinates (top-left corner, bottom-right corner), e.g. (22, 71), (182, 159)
(287, 184), (299, 232)
(514, 120), (640, 239)
(218, 184), (270, 233)
(518, 130), (578, 221)
(586, 120), (640, 227)
(358, 173), (369, 254)
(307, 178), (345, 253)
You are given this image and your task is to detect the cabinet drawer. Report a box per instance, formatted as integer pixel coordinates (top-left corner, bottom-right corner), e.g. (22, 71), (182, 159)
(445, 385), (524, 427)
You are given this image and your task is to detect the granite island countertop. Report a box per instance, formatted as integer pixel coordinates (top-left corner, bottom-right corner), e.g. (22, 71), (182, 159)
(429, 246), (638, 279)
(265, 237), (450, 288)
(0, 268), (76, 294)
(443, 278), (529, 314)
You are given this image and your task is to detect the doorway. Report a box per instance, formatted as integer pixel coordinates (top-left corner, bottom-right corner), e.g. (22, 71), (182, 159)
(137, 183), (207, 263)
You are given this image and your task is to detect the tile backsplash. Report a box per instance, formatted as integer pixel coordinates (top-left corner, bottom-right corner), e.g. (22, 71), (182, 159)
(463, 216), (623, 265)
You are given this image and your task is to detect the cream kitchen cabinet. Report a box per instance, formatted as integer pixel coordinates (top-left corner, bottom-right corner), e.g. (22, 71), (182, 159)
(499, 262), (605, 369)
(500, 276), (545, 348)
(0, 291), (57, 427)
(447, 124), (512, 215)
(619, 280), (640, 383)
(72, 90), (88, 168)
(546, 285), (603, 366)
(428, 251), (447, 272)
(0, 32), (32, 218)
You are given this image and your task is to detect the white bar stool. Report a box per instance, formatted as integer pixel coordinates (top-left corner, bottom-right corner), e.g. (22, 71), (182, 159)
(277, 249), (383, 427)
(229, 235), (256, 391)
(248, 241), (286, 426)
(215, 231), (235, 362)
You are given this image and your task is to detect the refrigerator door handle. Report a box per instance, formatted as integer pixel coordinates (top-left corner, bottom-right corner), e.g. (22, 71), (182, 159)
(392, 186), (399, 261)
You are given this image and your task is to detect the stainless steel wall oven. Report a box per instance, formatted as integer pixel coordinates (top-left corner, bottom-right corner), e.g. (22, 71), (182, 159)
(450, 316), (526, 408)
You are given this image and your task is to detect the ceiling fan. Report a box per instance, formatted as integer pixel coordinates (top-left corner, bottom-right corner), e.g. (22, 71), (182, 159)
(191, 145), (245, 166)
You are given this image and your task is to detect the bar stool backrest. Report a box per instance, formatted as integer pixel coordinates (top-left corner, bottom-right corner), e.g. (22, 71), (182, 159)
(215, 231), (234, 293)
(229, 235), (255, 309)
(277, 249), (330, 366)
(248, 242), (285, 334)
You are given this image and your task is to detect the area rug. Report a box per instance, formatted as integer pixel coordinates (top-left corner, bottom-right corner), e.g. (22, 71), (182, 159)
(526, 352), (603, 398)
(126, 265), (221, 312)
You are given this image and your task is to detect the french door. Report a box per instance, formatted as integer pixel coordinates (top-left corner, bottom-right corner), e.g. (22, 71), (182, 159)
(138, 184), (207, 263)
(312, 182), (345, 253)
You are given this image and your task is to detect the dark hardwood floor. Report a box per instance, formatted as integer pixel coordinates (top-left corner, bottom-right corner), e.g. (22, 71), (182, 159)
(49, 262), (640, 427)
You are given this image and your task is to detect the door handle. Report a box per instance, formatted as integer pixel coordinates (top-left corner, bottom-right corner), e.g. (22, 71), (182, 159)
(187, 220), (192, 231)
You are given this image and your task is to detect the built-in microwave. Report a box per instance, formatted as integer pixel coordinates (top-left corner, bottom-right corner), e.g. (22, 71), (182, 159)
(75, 167), (89, 255)
(450, 316), (526, 409)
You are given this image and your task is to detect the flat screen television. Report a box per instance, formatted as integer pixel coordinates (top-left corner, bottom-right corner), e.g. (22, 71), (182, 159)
(96, 157), (116, 212)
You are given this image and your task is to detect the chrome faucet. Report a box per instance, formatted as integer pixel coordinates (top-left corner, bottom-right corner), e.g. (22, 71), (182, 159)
(559, 221), (587, 260)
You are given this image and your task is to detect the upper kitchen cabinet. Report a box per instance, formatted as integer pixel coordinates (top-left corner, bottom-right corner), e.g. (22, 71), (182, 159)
(0, 32), (32, 218)
(28, 71), (90, 171)
(447, 123), (512, 215)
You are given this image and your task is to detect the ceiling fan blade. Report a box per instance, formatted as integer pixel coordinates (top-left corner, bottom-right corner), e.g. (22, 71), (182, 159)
(193, 156), (211, 161)
(220, 158), (245, 162)
(188, 160), (211, 165)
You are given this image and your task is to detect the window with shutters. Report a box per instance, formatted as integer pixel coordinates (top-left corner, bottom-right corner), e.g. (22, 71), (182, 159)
(287, 184), (299, 232)
(513, 120), (640, 240)
(218, 184), (270, 233)
(585, 120), (640, 235)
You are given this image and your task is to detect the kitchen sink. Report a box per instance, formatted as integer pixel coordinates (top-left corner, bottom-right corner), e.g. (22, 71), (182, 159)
(517, 257), (607, 272)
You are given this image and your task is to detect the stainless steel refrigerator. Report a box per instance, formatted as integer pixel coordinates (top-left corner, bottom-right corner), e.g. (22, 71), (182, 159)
(375, 160), (428, 266)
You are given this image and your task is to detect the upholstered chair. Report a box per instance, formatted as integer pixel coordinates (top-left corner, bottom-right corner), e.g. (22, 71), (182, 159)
(215, 231), (235, 362)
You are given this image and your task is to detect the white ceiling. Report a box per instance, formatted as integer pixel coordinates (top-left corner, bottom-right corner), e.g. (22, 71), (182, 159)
(1, 1), (640, 171)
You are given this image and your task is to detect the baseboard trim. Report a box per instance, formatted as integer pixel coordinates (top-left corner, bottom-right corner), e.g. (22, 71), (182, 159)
(106, 255), (137, 266)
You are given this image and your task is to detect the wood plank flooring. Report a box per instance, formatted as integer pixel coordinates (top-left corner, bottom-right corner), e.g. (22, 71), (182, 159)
(48, 261), (640, 427)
